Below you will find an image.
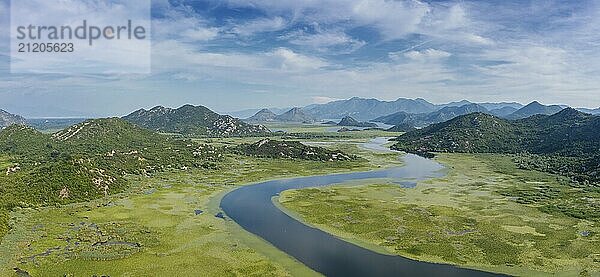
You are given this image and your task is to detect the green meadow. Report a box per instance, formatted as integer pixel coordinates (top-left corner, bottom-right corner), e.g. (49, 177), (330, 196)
(0, 135), (400, 276)
(279, 154), (600, 277)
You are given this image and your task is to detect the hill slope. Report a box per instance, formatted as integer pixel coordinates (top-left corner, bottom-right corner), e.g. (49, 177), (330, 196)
(236, 139), (355, 161)
(275, 107), (316, 123)
(0, 118), (222, 238)
(337, 116), (378, 127)
(123, 105), (270, 137)
(0, 109), (26, 128)
(246, 109), (277, 122)
(392, 108), (600, 183)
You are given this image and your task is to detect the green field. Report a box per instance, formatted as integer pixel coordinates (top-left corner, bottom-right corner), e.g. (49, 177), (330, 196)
(279, 154), (600, 276)
(0, 134), (400, 276)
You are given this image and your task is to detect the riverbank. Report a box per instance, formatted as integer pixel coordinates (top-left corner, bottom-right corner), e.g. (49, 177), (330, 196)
(278, 153), (599, 276)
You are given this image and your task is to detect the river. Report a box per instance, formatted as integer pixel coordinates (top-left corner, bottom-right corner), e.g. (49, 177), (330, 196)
(220, 138), (503, 277)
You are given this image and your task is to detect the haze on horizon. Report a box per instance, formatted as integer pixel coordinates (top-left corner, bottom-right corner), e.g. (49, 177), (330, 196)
(1, 0), (600, 117)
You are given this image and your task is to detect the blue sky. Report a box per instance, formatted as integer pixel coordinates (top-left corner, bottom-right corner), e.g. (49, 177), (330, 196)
(1, 0), (600, 117)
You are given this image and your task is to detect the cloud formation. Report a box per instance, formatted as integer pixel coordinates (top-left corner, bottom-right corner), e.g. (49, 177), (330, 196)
(1, 0), (600, 116)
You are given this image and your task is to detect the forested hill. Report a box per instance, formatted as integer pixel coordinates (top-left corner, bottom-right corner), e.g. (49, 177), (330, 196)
(0, 118), (222, 238)
(123, 105), (270, 137)
(392, 108), (600, 184)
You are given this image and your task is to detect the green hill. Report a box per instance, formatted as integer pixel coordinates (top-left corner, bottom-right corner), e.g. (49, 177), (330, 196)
(123, 105), (270, 137)
(337, 116), (378, 128)
(392, 108), (600, 184)
(0, 118), (223, 238)
(505, 101), (564, 120)
(236, 139), (356, 161)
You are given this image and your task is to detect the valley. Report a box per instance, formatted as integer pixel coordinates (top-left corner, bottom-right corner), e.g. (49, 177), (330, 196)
(0, 101), (598, 276)
(279, 154), (599, 276)
(4, 1), (600, 276)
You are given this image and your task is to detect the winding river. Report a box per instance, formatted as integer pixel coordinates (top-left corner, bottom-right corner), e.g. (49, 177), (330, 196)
(221, 139), (503, 277)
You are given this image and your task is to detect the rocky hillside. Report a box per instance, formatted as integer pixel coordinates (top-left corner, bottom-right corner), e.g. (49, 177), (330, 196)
(337, 116), (378, 127)
(236, 139), (355, 161)
(123, 105), (270, 137)
(0, 118), (223, 238)
(275, 107), (316, 123)
(0, 109), (26, 129)
(247, 109), (277, 122)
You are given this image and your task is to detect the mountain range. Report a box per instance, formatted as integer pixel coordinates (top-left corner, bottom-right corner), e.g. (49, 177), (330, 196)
(302, 97), (437, 121)
(123, 105), (270, 137)
(373, 103), (490, 128)
(372, 101), (581, 129)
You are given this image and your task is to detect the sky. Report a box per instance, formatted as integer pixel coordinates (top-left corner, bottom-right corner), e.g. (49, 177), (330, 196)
(1, 0), (600, 117)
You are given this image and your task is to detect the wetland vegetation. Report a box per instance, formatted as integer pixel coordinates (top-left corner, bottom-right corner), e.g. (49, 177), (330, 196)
(279, 154), (599, 276)
(0, 114), (598, 276)
(0, 124), (400, 276)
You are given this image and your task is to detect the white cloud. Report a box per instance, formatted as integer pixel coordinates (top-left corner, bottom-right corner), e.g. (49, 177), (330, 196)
(478, 46), (568, 77)
(181, 27), (220, 41)
(266, 48), (329, 71)
(152, 6), (220, 42)
(464, 34), (494, 45)
(311, 96), (341, 104)
(9, 0), (151, 74)
(152, 40), (327, 74)
(220, 0), (482, 42)
(231, 17), (287, 36)
(390, 49), (451, 61)
(285, 29), (366, 52)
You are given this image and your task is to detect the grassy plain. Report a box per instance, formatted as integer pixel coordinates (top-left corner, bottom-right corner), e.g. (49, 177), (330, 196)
(0, 134), (401, 276)
(279, 154), (600, 276)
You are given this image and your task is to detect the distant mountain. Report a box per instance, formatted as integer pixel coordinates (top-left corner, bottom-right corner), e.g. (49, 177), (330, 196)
(505, 101), (564, 120)
(275, 107), (316, 123)
(302, 97), (531, 122)
(423, 104), (489, 124)
(374, 104), (489, 128)
(303, 97), (436, 121)
(478, 102), (523, 111)
(123, 105), (270, 137)
(27, 118), (87, 131)
(436, 100), (473, 109)
(489, 106), (519, 117)
(373, 111), (416, 126)
(247, 109), (277, 122)
(392, 108), (600, 183)
(227, 107), (291, 119)
(0, 109), (26, 128)
(337, 116), (378, 128)
(577, 107), (600, 115)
